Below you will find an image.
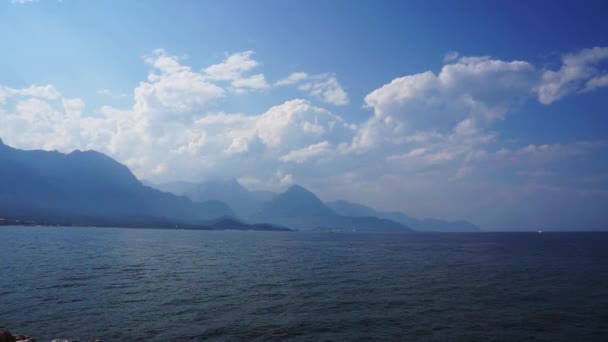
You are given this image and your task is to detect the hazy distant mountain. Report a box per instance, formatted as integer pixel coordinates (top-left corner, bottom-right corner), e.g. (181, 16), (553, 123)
(184, 179), (262, 218)
(325, 200), (378, 217)
(250, 189), (277, 204)
(151, 178), (273, 218)
(0, 139), (234, 223)
(147, 178), (270, 218)
(327, 200), (481, 232)
(259, 185), (335, 218)
(252, 185), (412, 232)
(146, 180), (199, 196)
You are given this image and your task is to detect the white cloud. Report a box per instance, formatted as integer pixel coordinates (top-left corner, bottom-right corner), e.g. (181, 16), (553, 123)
(341, 52), (607, 186)
(204, 51), (259, 81)
(275, 170), (294, 186)
(225, 137), (250, 155)
(255, 99), (353, 150)
(585, 74), (608, 92)
(62, 98), (85, 118)
(138, 49), (225, 114)
(348, 55), (534, 155)
(538, 46), (608, 104)
(280, 141), (331, 163)
(0, 88), (352, 184)
(300, 75), (349, 106)
(1, 47), (608, 228)
(2, 49), (604, 187)
(203, 51), (269, 91)
(275, 72), (309, 86)
(231, 73), (269, 90)
(276, 72), (349, 106)
(0, 84), (61, 104)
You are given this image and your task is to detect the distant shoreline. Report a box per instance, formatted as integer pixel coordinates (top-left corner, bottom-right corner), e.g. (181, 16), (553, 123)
(0, 217), (292, 232)
(2, 222), (607, 234)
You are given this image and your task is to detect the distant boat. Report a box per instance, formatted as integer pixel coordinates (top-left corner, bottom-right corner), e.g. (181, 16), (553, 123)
(538, 230), (543, 234)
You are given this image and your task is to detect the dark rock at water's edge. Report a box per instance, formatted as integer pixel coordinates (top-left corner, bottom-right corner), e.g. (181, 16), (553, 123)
(0, 328), (101, 342)
(0, 328), (16, 342)
(49, 340), (102, 342)
(0, 328), (35, 342)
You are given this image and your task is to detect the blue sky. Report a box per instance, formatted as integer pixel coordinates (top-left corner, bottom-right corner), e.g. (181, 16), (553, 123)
(1, 0), (608, 230)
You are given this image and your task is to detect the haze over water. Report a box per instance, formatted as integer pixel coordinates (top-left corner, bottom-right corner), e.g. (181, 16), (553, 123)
(2, 226), (607, 341)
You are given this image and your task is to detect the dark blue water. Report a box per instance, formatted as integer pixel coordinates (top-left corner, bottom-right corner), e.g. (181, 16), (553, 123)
(1, 227), (607, 341)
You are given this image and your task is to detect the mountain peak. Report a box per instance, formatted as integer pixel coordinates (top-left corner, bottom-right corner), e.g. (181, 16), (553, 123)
(256, 184), (335, 218)
(253, 186), (412, 232)
(281, 185), (325, 203)
(69, 149), (107, 158)
(0, 143), (234, 223)
(285, 184), (311, 194)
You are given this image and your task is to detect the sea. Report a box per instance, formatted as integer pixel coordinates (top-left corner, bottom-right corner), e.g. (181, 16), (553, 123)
(1, 226), (607, 341)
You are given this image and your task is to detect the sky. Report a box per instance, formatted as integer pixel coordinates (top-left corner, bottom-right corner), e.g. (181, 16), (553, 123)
(1, 0), (608, 231)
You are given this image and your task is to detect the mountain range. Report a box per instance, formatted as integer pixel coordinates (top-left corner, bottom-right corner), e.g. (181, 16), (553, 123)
(250, 185), (411, 232)
(0, 138), (479, 232)
(152, 178), (480, 232)
(326, 200), (480, 232)
(149, 179), (276, 218)
(147, 179), (411, 232)
(0, 138), (233, 225)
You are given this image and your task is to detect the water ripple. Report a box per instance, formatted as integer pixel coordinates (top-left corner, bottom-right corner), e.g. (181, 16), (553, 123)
(1, 227), (608, 341)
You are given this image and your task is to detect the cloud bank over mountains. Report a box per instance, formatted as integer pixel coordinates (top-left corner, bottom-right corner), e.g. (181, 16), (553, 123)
(1, 46), (607, 229)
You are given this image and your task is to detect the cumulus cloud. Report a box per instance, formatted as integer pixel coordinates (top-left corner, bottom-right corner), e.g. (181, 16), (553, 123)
(138, 49), (225, 114)
(204, 51), (259, 80)
(0, 73), (353, 184)
(346, 55), (535, 157)
(255, 99), (353, 149)
(342, 49), (608, 185)
(203, 50), (269, 91)
(276, 72), (349, 106)
(0, 84), (61, 104)
(2, 48), (604, 184)
(1, 46), (607, 228)
(231, 74), (268, 90)
(280, 141), (332, 163)
(62, 98), (85, 118)
(538, 46), (608, 104)
(0, 95), (101, 151)
(275, 72), (309, 86)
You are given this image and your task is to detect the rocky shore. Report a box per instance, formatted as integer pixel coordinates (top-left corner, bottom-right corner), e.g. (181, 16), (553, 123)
(0, 329), (101, 342)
